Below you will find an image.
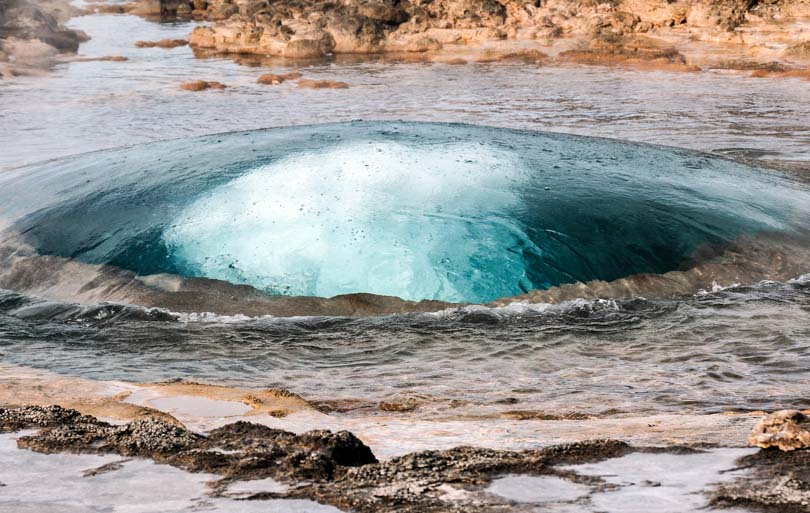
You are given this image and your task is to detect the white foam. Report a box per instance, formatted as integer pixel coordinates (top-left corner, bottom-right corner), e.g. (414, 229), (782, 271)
(163, 140), (527, 303)
(430, 297), (621, 320)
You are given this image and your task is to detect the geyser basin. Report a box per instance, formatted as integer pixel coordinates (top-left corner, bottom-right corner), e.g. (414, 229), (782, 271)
(1, 121), (808, 304)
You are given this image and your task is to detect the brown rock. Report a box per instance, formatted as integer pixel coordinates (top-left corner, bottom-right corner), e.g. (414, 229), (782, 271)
(297, 79), (349, 89)
(749, 410), (810, 451)
(180, 0), (810, 74)
(476, 48), (547, 63)
(75, 55), (128, 62)
(257, 73), (285, 85)
(2, 405), (636, 513)
(180, 80), (227, 91)
(282, 37), (335, 59)
(558, 35), (699, 72)
(501, 410), (591, 421)
(750, 67), (810, 80)
(135, 38), (188, 49)
(785, 41), (810, 60)
(257, 71), (302, 85)
(404, 36), (442, 53)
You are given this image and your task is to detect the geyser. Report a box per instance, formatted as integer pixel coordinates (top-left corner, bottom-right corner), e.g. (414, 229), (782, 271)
(1, 121), (808, 304)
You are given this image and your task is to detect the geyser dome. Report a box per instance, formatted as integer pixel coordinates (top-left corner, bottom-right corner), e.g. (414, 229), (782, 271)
(1, 121), (808, 304)
(164, 141), (529, 302)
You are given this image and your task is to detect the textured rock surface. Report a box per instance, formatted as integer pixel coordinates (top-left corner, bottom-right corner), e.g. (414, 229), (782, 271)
(294, 440), (631, 512)
(749, 410), (810, 451)
(2, 405), (377, 482)
(708, 410), (810, 511)
(1, 405), (637, 512)
(135, 38), (188, 48)
(180, 79), (227, 90)
(178, 0), (810, 70)
(711, 447), (810, 513)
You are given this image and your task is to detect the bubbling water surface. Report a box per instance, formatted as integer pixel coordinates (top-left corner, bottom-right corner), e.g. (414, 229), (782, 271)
(1, 121), (808, 304)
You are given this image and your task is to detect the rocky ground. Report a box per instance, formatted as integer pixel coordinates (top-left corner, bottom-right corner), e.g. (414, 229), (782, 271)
(710, 410), (810, 512)
(1, 364), (809, 512)
(2, 404), (810, 512)
(169, 0), (810, 72)
(4, 0), (810, 78)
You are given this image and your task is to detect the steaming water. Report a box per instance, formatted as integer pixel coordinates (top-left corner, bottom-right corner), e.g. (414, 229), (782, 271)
(1, 8), (810, 425)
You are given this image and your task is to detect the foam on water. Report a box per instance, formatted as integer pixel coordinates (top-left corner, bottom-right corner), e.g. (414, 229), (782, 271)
(2, 122), (809, 305)
(164, 141), (525, 302)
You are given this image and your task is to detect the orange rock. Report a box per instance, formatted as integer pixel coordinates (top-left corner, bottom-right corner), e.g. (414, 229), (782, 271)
(88, 4), (128, 14)
(75, 55), (129, 62)
(180, 80), (227, 91)
(257, 73), (285, 85)
(749, 410), (810, 451)
(750, 68), (810, 80)
(135, 39), (188, 49)
(297, 79), (349, 89)
(257, 72), (302, 85)
(476, 49), (547, 64)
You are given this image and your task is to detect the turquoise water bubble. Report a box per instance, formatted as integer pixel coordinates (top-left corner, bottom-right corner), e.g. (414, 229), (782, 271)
(2, 121), (808, 303)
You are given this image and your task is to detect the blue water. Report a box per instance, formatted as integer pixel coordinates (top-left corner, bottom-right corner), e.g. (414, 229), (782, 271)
(1, 121), (808, 303)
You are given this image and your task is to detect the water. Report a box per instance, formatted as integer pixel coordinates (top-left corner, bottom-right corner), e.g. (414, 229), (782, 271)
(1, 277), (810, 417)
(2, 13), (810, 172)
(0, 432), (340, 513)
(487, 449), (756, 512)
(3, 122), (807, 304)
(1, 6), (810, 433)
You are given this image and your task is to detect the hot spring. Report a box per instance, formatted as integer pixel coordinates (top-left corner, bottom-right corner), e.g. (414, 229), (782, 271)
(0, 121), (808, 306)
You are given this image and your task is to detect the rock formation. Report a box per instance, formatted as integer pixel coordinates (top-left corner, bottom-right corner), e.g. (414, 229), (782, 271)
(135, 38), (188, 48)
(0, 0), (86, 76)
(749, 409), (810, 451)
(177, 0), (810, 70)
(708, 409), (810, 511)
(1, 405), (635, 512)
(180, 79), (228, 90)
